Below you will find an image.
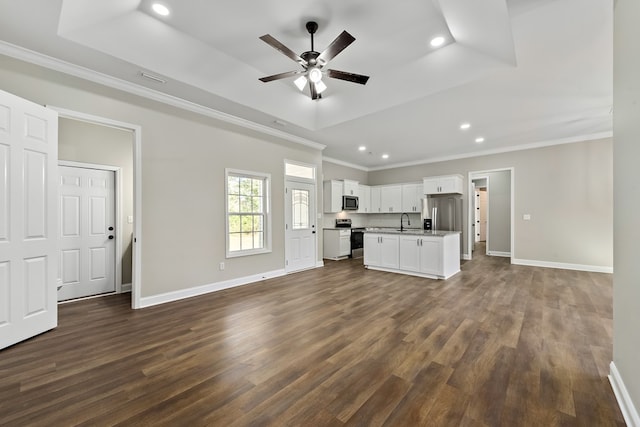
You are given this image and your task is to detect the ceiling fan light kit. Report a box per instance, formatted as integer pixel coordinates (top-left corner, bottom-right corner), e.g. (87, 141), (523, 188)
(259, 21), (370, 100)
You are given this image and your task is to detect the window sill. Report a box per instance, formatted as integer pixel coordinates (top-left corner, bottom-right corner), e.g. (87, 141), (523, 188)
(226, 248), (272, 258)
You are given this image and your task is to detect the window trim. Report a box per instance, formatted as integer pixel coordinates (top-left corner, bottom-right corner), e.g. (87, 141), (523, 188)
(225, 168), (272, 258)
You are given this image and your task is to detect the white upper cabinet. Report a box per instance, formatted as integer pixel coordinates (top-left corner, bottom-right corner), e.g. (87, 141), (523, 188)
(401, 183), (423, 212)
(380, 185), (402, 213)
(423, 175), (464, 195)
(342, 179), (359, 196)
(370, 186), (381, 213)
(357, 184), (371, 213)
(323, 180), (343, 213)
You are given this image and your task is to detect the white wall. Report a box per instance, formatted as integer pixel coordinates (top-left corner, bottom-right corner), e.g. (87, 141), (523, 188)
(0, 55), (323, 299)
(613, 0), (640, 421)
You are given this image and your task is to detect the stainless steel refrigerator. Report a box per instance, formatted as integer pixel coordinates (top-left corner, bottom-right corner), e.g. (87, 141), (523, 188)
(421, 195), (464, 254)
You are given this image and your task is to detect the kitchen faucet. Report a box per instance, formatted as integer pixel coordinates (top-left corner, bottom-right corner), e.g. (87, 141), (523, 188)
(400, 213), (410, 231)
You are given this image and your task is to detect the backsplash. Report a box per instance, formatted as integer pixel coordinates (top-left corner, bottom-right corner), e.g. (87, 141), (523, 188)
(322, 212), (421, 229)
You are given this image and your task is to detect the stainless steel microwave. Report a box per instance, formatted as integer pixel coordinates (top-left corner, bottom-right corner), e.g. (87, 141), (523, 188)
(342, 195), (359, 210)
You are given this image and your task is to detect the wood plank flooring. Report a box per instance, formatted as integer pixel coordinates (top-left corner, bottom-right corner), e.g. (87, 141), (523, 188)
(0, 246), (625, 426)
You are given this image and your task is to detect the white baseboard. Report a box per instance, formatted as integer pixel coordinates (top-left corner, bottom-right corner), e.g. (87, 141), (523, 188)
(488, 251), (511, 257)
(462, 253), (471, 261)
(121, 283), (132, 293)
(609, 362), (640, 427)
(512, 258), (613, 274)
(316, 261), (325, 268)
(139, 269), (286, 308)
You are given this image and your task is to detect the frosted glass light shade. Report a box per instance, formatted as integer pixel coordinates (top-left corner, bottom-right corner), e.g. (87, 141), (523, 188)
(294, 75), (307, 91)
(315, 80), (327, 94)
(308, 68), (322, 83)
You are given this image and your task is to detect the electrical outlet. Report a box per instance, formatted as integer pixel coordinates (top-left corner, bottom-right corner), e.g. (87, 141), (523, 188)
(219, 262), (225, 271)
(523, 214), (531, 220)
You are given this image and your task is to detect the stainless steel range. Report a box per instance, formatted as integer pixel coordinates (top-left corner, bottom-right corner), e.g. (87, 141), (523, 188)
(335, 219), (364, 259)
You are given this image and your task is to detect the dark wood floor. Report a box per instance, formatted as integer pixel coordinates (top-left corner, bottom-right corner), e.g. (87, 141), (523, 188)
(0, 246), (625, 426)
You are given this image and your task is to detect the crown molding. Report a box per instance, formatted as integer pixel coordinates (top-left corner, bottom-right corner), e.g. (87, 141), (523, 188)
(322, 156), (371, 171)
(0, 41), (326, 152)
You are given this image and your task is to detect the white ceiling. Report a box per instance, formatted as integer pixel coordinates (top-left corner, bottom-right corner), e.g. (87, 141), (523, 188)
(0, 0), (612, 169)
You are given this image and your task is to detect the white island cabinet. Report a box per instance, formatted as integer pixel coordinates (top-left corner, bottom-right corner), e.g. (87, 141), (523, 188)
(365, 230), (460, 279)
(364, 233), (399, 269)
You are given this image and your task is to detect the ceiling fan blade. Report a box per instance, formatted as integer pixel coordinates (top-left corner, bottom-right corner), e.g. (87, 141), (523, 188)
(310, 81), (318, 100)
(259, 34), (306, 65)
(259, 70), (303, 83)
(317, 31), (356, 64)
(326, 69), (370, 85)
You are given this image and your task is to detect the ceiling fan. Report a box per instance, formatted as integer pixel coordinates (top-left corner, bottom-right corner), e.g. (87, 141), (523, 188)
(258, 21), (370, 100)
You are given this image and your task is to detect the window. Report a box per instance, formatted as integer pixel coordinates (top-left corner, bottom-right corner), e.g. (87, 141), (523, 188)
(291, 189), (310, 229)
(285, 161), (315, 180)
(226, 169), (271, 257)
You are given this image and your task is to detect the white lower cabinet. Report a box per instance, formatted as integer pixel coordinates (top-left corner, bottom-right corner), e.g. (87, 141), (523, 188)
(364, 233), (399, 269)
(366, 232), (460, 279)
(324, 229), (351, 260)
(399, 235), (442, 276)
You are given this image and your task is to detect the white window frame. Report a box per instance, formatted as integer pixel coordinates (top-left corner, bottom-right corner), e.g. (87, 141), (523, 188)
(225, 168), (272, 258)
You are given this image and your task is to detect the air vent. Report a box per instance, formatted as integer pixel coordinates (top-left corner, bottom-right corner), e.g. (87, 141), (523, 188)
(139, 72), (167, 84)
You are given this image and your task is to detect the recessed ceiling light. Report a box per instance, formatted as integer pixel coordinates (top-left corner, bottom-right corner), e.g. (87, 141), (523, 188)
(152, 3), (170, 16)
(460, 123), (471, 130)
(475, 137), (485, 143)
(358, 146), (366, 151)
(430, 36), (446, 47)
(382, 154), (389, 159)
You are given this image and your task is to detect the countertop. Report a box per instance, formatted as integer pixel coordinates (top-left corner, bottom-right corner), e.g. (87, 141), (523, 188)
(363, 228), (461, 237)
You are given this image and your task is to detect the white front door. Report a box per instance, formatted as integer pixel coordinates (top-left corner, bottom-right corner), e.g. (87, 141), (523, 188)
(58, 166), (115, 301)
(285, 180), (316, 272)
(0, 90), (58, 350)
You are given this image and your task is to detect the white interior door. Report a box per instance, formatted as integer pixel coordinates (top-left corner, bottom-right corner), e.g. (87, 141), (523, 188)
(58, 166), (115, 301)
(0, 90), (58, 350)
(285, 180), (316, 272)
(474, 189), (481, 243)
(479, 189), (488, 242)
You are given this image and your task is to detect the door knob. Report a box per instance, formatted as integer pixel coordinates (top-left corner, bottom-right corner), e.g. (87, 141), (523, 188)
(108, 235), (114, 240)
(108, 226), (114, 231)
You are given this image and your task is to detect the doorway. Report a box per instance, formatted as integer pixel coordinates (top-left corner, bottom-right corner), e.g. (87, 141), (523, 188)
(467, 168), (514, 261)
(52, 107), (143, 308)
(472, 177), (489, 255)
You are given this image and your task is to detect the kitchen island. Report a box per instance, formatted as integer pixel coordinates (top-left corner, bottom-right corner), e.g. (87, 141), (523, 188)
(364, 229), (460, 279)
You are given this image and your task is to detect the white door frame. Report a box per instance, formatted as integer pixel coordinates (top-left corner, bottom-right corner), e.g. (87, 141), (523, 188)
(58, 161), (122, 297)
(467, 168), (515, 262)
(49, 107), (143, 309)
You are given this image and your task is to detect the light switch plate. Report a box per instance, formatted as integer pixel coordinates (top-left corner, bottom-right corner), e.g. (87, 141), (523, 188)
(127, 215), (134, 224)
